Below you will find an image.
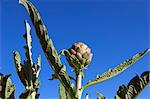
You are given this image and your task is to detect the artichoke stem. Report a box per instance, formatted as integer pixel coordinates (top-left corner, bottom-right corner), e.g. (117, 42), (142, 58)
(76, 70), (83, 99)
(31, 91), (36, 99)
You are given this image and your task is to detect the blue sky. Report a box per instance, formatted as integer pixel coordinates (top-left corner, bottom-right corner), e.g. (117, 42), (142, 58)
(0, 0), (149, 98)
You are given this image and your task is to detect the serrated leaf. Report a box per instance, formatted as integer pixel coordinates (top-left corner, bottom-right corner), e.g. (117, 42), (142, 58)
(24, 20), (33, 66)
(13, 20), (41, 98)
(0, 74), (15, 99)
(20, 89), (37, 99)
(19, 0), (76, 98)
(115, 71), (150, 99)
(83, 48), (150, 90)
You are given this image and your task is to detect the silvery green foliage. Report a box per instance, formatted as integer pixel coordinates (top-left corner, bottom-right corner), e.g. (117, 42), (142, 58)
(0, 74), (15, 99)
(18, 0), (150, 99)
(59, 83), (67, 99)
(59, 83), (71, 99)
(115, 71), (150, 99)
(19, 0), (76, 98)
(82, 48), (150, 90)
(13, 20), (41, 99)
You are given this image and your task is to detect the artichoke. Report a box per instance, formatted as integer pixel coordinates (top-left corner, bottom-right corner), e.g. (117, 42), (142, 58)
(67, 42), (93, 69)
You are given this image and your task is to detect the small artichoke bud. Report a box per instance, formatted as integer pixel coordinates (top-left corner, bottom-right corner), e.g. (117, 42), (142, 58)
(67, 42), (93, 69)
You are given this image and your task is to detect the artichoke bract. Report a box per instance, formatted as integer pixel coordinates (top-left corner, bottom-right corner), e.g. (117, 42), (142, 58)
(67, 42), (93, 69)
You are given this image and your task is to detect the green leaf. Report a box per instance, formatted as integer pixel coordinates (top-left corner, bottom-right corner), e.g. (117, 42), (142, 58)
(23, 20), (33, 66)
(13, 20), (41, 98)
(115, 71), (150, 99)
(19, 0), (76, 98)
(0, 74), (15, 99)
(13, 51), (28, 87)
(59, 82), (71, 99)
(83, 48), (150, 90)
(60, 49), (81, 70)
(59, 83), (67, 99)
(20, 89), (37, 99)
(36, 55), (41, 79)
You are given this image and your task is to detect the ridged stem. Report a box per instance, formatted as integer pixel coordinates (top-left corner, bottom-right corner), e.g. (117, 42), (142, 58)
(31, 91), (36, 99)
(76, 70), (82, 99)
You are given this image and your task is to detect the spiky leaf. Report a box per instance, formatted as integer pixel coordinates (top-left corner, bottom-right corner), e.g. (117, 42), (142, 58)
(13, 20), (41, 98)
(0, 74), (15, 99)
(19, 0), (75, 98)
(115, 71), (150, 99)
(83, 48), (150, 90)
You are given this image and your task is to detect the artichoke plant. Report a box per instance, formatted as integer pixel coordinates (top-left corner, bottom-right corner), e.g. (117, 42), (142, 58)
(18, 0), (150, 98)
(0, 0), (149, 99)
(67, 42), (93, 69)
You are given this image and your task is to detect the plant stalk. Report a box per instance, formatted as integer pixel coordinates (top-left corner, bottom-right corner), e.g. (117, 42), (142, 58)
(76, 70), (83, 99)
(31, 92), (36, 99)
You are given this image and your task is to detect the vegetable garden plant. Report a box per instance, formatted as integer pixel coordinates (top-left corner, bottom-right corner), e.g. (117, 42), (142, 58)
(0, 0), (149, 99)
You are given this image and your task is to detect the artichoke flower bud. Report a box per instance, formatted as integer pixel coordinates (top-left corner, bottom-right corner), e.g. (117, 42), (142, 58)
(67, 42), (93, 69)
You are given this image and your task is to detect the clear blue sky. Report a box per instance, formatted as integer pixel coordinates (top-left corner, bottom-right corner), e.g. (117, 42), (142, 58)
(0, 0), (149, 98)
